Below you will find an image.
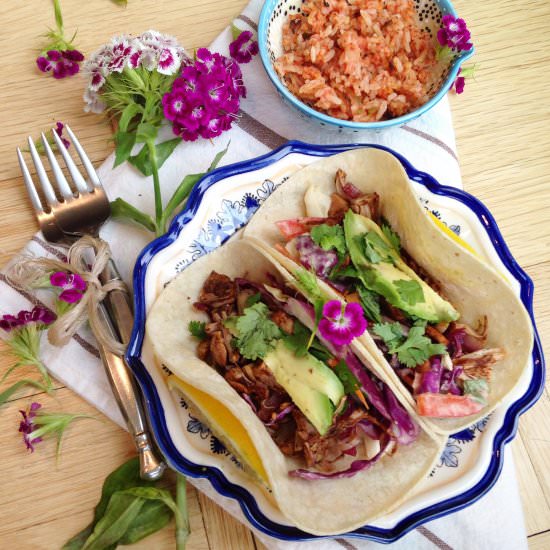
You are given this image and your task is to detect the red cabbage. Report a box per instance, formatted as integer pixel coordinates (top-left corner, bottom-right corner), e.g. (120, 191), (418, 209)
(289, 439), (391, 480)
(383, 386), (420, 445)
(265, 404), (294, 427)
(440, 366), (464, 395)
(295, 235), (338, 279)
(417, 357), (443, 395)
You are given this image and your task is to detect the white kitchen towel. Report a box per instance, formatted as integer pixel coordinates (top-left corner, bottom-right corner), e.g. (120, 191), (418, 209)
(0, 1), (528, 548)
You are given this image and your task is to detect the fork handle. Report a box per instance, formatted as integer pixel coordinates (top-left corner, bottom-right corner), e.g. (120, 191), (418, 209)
(96, 259), (166, 481)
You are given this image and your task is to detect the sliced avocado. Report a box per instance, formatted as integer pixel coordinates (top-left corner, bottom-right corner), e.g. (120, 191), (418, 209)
(264, 341), (344, 435)
(343, 210), (459, 323)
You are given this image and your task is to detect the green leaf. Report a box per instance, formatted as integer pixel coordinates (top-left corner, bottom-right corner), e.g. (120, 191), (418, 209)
(292, 267), (326, 348)
(395, 280), (425, 305)
(62, 525), (96, 550)
(372, 322), (405, 351)
(119, 500), (172, 544)
(188, 320), (207, 340)
(111, 0), (128, 5)
(245, 292), (262, 307)
(231, 23), (242, 41)
(82, 493), (145, 550)
(357, 285), (381, 323)
(0, 378), (49, 406)
(110, 198), (156, 233)
(118, 103), (142, 133)
(129, 138), (181, 176)
(113, 131), (137, 168)
(362, 231), (393, 264)
(231, 303), (282, 360)
(135, 122), (158, 144)
(310, 224), (347, 257)
(381, 221), (401, 251)
(334, 360), (360, 394)
(160, 141), (231, 232)
(391, 326), (447, 368)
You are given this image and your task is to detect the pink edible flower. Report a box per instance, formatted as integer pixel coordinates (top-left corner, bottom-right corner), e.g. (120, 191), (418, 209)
(163, 48), (245, 142)
(229, 30), (259, 64)
(0, 306), (56, 332)
(54, 122), (70, 149)
(36, 49), (84, 79)
(318, 300), (367, 347)
(453, 69), (466, 94)
(437, 15), (473, 51)
(50, 271), (87, 303)
(19, 402), (43, 452)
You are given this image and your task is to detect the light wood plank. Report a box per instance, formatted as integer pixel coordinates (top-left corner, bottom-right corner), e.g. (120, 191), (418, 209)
(529, 530), (550, 550)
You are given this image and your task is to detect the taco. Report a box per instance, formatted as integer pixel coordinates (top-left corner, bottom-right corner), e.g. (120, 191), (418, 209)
(242, 148), (533, 434)
(147, 237), (444, 535)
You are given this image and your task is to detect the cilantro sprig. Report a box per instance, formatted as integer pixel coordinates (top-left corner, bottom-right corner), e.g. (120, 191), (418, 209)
(228, 303), (282, 360)
(282, 320), (332, 362)
(395, 280), (424, 305)
(362, 231), (394, 264)
(310, 224), (347, 258)
(293, 268), (326, 348)
(373, 322), (446, 368)
(357, 285), (381, 323)
(188, 320), (207, 340)
(333, 360), (360, 395)
(381, 221), (401, 251)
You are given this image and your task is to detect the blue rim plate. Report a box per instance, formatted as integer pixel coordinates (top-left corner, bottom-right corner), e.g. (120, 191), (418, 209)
(126, 142), (545, 543)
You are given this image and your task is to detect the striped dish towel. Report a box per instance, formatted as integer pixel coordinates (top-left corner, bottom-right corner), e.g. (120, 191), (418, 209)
(0, 1), (528, 548)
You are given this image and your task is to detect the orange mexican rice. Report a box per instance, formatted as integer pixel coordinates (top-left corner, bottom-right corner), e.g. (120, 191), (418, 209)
(274, 0), (438, 122)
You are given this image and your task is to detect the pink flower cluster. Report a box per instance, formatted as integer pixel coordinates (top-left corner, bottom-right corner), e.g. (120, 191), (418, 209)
(19, 402), (42, 452)
(437, 15), (473, 51)
(83, 30), (189, 113)
(162, 48), (246, 141)
(229, 30), (258, 64)
(318, 300), (367, 347)
(50, 271), (87, 303)
(36, 49), (84, 79)
(0, 307), (56, 332)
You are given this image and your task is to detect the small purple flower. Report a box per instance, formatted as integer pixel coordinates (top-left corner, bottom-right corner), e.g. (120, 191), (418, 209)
(0, 307), (56, 332)
(229, 30), (259, 64)
(318, 300), (367, 347)
(36, 49), (83, 79)
(437, 15), (473, 51)
(50, 271), (87, 303)
(19, 402), (43, 452)
(454, 69), (466, 94)
(54, 122), (70, 149)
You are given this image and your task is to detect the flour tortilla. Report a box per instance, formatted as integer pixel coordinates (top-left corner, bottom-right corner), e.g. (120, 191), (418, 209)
(147, 236), (444, 535)
(242, 148), (533, 434)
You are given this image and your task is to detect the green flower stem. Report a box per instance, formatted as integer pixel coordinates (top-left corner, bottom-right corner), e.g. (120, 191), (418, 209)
(146, 139), (163, 236)
(110, 197), (157, 233)
(175, 474), (189, 550)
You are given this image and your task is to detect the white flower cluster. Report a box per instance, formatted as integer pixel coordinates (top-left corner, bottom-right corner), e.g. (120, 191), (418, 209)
(83, 30), (189, 113)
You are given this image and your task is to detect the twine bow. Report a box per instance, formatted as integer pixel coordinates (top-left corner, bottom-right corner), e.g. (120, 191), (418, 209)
(8, 236), (127, 355)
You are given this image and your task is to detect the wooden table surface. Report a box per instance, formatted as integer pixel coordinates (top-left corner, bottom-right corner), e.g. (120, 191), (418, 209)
(1, 1), (549, 548)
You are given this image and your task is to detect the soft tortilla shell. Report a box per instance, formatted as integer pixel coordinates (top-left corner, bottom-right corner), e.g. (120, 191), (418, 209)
(242, 148), (533, 434)
(147, 236), (444, 535)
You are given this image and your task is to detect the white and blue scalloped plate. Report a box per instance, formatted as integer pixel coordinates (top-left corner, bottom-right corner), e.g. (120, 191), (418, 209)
(126, 142), (544, 543)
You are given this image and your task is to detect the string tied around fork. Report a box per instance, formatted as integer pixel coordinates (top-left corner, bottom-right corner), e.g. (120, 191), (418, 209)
(7, 235), (126, 354)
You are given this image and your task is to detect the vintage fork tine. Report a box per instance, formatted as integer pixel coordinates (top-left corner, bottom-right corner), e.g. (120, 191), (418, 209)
(27, 137), (59, 208)
(16, 147), (43, 214)
(41, 133), (74, 201)
(64, 124), (102, 189)
(51, 129), (91, 194)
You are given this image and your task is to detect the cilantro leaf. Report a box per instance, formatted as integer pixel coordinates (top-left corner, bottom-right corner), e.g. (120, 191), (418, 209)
(283, 320), (332, 361)
(245, 292), (262, 307)
(381, 221), (401, 251)
(329, 264), (358, 281)
(232, 303), (282, 360)
(188, 320), (207, 340)
(310, 224), (347, 257)
(391, 326), (447, 368)
(357, 284), (381, 323)
(333, 360), (360, 395)
(372, 322), (405, 350)
(395, 280), (425, 305)
(362, 231), (393, 264)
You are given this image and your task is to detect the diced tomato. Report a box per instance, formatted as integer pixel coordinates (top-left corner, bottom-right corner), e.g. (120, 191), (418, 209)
(275, 217), (328, 240)
(416, 393), (484, 418)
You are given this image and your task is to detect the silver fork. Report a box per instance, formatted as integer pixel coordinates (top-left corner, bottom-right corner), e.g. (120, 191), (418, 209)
(16, 125), (165, 480)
